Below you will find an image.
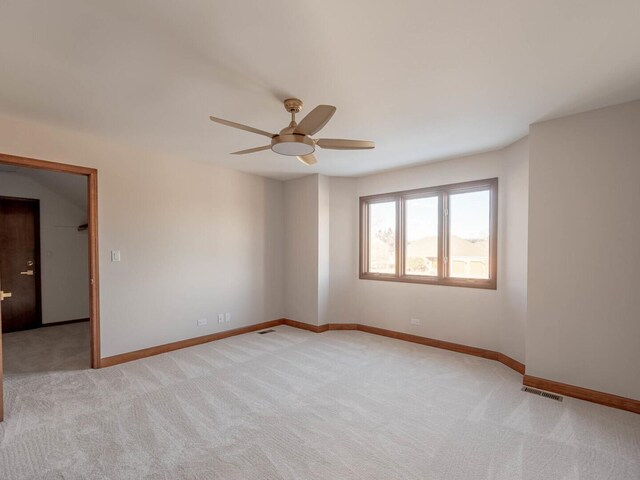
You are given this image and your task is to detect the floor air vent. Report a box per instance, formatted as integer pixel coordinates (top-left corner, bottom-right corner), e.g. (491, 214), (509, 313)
(257, 329), (276, 334)
(521, 386), (563, 402)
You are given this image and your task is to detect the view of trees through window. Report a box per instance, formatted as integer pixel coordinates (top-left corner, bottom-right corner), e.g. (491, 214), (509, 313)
(368, 201), (396, 273)
(361, 178), (497, 289)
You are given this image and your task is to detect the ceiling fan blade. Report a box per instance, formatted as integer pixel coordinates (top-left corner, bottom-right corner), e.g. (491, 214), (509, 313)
(316, 139), (375, 150)
(297, 154), (317, 166)
(294, 105), (336, 136)
(209, 116), (275, 138)
(231, 145), (271, 155)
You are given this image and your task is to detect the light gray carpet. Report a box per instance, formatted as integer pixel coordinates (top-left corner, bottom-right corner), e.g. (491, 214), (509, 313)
(1, 323), (639, 479)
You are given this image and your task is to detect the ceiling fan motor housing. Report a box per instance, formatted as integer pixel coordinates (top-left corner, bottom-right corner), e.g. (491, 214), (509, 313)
(271, 134), (315, 156)
(283, 98), (303, 113)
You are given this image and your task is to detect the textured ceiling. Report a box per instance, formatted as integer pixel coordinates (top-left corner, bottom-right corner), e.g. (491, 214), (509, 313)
(0, 0), (639, 180)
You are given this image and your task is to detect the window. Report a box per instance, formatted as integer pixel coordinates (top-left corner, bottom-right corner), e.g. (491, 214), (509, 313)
(368, 201), (397, 274)
(448, 190), (490, 280)
(405, 195), (439, 276)
(360, 178), (497, 289)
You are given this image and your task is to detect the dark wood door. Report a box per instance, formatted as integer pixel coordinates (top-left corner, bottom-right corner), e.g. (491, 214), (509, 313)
(0, 197), (41, 333)
(0, 273), (4, 421)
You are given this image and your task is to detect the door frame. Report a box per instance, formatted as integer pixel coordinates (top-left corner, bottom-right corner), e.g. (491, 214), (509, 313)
(0, 153), (100, 369)
(0, 196), (43, 331)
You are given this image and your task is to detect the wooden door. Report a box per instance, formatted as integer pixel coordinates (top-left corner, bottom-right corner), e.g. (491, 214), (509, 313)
(0, 197), (41, 333)
(0, 273), (4, 421)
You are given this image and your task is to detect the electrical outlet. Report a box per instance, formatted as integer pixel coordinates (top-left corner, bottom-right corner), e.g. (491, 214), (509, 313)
(410, 318), (421, 326)
(217, 314), (224, 324)
(197, 318), (207, 327)
(225, 312), (231, 323)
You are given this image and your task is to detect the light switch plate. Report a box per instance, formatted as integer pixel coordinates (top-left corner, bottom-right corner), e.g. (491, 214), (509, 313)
(217, 314), (224, 324)
(225, 312), (231, 323)
(111, 250), (121, 262)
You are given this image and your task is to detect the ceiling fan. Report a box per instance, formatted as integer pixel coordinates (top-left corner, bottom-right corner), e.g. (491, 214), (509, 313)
(209, 98), (374, 165)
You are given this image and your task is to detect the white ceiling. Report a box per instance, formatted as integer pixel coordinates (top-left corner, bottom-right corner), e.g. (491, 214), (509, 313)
(0, 1), (639, 180)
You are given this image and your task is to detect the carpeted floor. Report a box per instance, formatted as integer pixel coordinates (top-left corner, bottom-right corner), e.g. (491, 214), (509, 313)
(0, 323), (639, 479)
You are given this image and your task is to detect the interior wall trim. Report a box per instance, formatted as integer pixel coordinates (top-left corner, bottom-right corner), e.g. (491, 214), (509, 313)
(41, 318), (90, 327)
(496, 352), (526, 375)
(354, 324), (525, 374)
(356, 324), (498, 359)
(100, 318), (637, 414)
(101, 318), (524, 374)
(277, 320), (514, 370)
(100, 319), (283, 367)
(523, 375), (640, 414)
(280, 318), (327, 333)
(280, 319), (359, 333)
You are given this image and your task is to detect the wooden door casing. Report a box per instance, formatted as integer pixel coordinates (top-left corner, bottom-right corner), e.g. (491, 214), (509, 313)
(0, 273), (3, 421)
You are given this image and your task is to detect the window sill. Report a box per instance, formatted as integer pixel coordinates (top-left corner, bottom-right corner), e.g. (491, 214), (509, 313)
(359, 273), (497, 290)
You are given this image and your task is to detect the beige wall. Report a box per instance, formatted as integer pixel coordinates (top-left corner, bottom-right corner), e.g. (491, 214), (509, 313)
(283, 175), (319, 325)
(0, 171), (89, 324)
(353, 153), (502, 352)
(499, 137), (529, 362)
(325, 141), (530, 360)
(527, 100), (640, 399)
(0, 115), (284, 358)
(283, 173), (333, 326)
(327, 177), (358, 324)
(317, 175), (331, 325)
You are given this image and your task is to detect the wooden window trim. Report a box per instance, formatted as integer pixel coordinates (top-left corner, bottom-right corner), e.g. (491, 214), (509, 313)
(359, 178), (498, 290)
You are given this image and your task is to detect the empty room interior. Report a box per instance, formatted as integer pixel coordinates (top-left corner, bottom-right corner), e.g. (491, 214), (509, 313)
(0, 1), (639, 478)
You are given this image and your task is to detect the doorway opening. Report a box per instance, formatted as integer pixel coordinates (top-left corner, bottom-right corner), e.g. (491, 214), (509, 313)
(0, 153), (100, 422)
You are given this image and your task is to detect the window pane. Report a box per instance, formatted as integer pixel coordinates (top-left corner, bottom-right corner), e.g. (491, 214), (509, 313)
(405, 196), (439, 276)
(448, 190), (490, 279)
(368, 201), (396, 273)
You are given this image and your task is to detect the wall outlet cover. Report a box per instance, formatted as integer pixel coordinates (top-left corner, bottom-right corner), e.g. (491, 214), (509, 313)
(217, 314), (224, 324)
(225, 312), (231, 322)
(197, 318), (207, 327)
(410, 318), (421, 325)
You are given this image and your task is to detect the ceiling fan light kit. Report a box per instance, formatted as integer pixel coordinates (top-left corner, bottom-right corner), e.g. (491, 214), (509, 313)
(209, 98), (374, 166)
(271, 134), (315, 156)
